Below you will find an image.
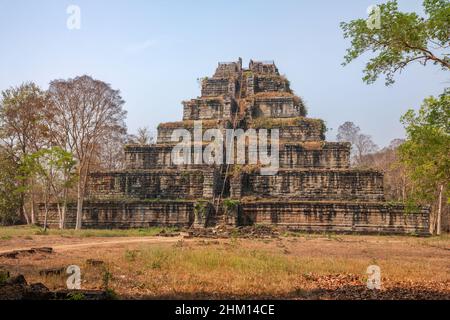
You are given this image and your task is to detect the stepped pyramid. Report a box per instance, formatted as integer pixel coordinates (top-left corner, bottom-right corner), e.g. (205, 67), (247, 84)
(39, 59), (430, 234)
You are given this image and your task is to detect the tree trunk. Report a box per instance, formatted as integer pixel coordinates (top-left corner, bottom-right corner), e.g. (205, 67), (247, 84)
(43, 205), (48, 232)
(20, 192), (30, 225)
(437, 184), (443, 236)
(401, 175), (406, 202)
(21, 205), (30, 225)
(75, 180), (83, 230)
(43, 188), (49, 232)
(61, 187), (67, 230)
(30, 179), (35, 224)
(57, 203), (62, 229)
(76, 159), (92, 230)
(31, 201), (35, 225)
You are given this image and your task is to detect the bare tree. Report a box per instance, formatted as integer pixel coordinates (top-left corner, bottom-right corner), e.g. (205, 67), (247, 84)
(47, 76), (127, 229)
(94, 130), (128, 171)
(134, 127), (154, 145)
(358, 139), (410, 202)
(354, 134), (379, 164)
(336, 121), (360, 145)
(337, 121), (378, 164)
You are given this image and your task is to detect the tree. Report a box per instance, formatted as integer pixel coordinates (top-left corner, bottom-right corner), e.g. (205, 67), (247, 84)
(128, 127), (154, 146)
(94, 131), (128, 171)
(354, 134), (379, 162)
(341, 0), (449, 85)
(47, 76), (127, 229)
(342, 0), (449, 234)
(337, 122), (379, 164)
(0, 149), (21, 225)
(22, 147), (76, 231)
(336, 121), (360, 145)
(0, 82), (48, 224)
(358, 139), (411, 202)
(135, 127), (154, 145)
(399, 90), (450, 234)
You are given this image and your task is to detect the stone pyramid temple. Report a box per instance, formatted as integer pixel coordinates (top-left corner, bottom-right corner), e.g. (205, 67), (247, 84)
(41, 59), (430, 234)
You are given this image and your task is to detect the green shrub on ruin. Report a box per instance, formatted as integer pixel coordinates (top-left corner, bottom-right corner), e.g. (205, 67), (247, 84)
(223, 199), (240, 217)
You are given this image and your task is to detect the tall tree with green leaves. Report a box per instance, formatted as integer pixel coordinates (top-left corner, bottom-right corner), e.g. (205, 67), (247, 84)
(22, 147), (77, 230)
(341, 0), (449, 233)
(399, 90), (449, 234)
(0, 82), (48, 224)
(0, 149), (21, 225)
(341, 0), (449, 86)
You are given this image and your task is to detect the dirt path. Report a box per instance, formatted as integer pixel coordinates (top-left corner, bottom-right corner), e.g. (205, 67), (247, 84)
(0, 236), (184, 254)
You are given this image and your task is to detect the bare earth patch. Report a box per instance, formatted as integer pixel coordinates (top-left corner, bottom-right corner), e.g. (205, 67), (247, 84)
(0, 227), (448, 300)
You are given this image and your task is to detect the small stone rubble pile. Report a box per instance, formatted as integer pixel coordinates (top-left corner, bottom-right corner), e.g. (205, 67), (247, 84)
(0, 272), (111, 300)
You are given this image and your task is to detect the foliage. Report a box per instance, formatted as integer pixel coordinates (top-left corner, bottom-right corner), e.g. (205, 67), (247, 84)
(67, 292), (85, 300)
(194, 201), (209, 220)
(341, 0), (449, 86)
(20, 147), (76, 229)
(0, 82), (48, 158)
(105, 288), (118, 300)
(0, 150), (21, 225)
(21, 147), (77, 204)
(399, 89), (450, 204)
(0, 270), (9, 284)
(223, 199), (240, 216)
(0, 82), (48, 224)
(102, 266), (113, 290)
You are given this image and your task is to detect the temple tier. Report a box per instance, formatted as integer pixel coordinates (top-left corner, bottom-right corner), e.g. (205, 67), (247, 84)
(37, 59), (430, 234)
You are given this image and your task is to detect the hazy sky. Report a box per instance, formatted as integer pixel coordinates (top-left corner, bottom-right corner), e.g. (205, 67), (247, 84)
(0, 0), (448, 147)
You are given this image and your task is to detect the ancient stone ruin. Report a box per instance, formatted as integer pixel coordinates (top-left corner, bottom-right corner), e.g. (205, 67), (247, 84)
(38, 59), (430, 234)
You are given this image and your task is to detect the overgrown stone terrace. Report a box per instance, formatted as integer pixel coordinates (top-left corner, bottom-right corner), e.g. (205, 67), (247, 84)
(38, 59), (430, 234)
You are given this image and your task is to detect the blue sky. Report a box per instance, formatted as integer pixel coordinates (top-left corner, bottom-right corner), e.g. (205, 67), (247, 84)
(0, 0), (448, 147)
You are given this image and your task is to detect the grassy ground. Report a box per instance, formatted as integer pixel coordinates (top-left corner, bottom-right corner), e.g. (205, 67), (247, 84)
(0, 225), (177, 239)
(0, 226), (449, 299)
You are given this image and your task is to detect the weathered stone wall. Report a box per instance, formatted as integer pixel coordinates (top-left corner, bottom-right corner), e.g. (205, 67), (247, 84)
(252, 97), (302, 118)
(37, 201), (196, 229)
(279, 142), (350, 169)
(278, 126), (324, 142)
(240, 201), (430, 235)
(124, 142), (350, 170)
(213, 60), (242, 78)
(249, 60), (279, 75)
(250, 118), (326, 142)
(125, 144), (174, 169)
(37, 200), (430, 235)
(157, 120), (231, 144)
(201, 78), (237, 97)
(253, 75), (290, 94)
(235, 169), (385, 201)
(158, 118), (324, 144)
(87, 169), (218, 200)
(182, 98), (237, 121)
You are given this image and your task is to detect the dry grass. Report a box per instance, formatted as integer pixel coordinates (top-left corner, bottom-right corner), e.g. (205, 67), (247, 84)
(0, 225), (176, 239)
(0, 230), (449, 299)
